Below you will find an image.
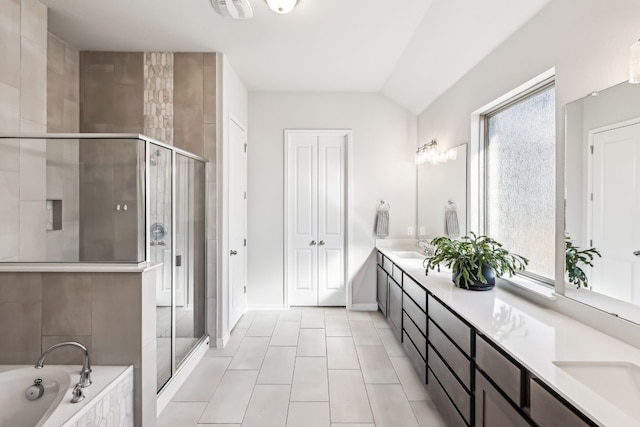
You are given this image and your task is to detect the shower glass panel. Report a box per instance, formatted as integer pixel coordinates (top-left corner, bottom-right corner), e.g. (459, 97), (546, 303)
(149, 143), (174, 392)
(175, 154), (206, 369)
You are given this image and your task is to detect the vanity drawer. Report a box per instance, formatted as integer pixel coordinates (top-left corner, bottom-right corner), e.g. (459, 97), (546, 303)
(376, 251), (383, 266)
(428, 345), (472, 425)
(530, 378), (593, 427)
(403, 331), (426, 383)
(428, 294), (472, 356)
(427, 369), (467, 427)
(391, 264), (403, 284)
(403, 312), (426, 359)
(403, 293), (426, 334)
(428, 320), (471, 389)
(382, 255), (393, 274)
(403, 273), (427, 311)
(476, 334), (522, 406)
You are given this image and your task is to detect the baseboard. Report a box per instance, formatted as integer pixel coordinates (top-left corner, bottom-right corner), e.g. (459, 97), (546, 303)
(247, 304), (286, 311)
(350, 303), (378, 311)
(157, 336), (210, 416)
(216, 332), (230, 348)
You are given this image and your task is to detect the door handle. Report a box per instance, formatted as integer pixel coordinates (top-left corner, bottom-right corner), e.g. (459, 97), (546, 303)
(310, 240), (317, 246)
(318, 240), (325, 246)
(634, 250), (640, 256)
(230, 250), (238, 256)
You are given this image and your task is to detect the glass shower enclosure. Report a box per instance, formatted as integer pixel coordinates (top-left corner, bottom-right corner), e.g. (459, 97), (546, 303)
(0, 133), (207, 393)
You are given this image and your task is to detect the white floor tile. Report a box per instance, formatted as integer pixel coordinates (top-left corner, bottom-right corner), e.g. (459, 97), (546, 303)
(366, 383), (420, 427)
(326, 336), (360, 370)
(301, 308), (325, 329)
(206, 328), (247, 357)
(236, 312), (257, 329)
(346, 310), (372, 321)
(228, 336), (270, 370)
(257, 346), (297, 384)
(241, 384), (291, 427)
(290, 357), (329, 401)
(356, 345), (399, 384)
(390, 356), (429, 401)
(286, 402), (330, 427)
(325, 317), (351, 336)
(246, 314), (279, 336)
(279, 307), (303, 321)
(328, 370), (374, 424)
(410, 400), (448, 427)
(377, 327), (405, 357)
(270, 321), (301, 346)
(198, 370), (258, 424)
(297, 328), (326, 357)
(350, 320), (382, 346)
(172, 357), (232, 402)
(370, 310), (392, 329)
(158, 402), (207, 427)
(324, 307), (348, 319)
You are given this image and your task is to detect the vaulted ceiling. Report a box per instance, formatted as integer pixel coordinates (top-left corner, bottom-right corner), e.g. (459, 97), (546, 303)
(41, 0), (551, 114)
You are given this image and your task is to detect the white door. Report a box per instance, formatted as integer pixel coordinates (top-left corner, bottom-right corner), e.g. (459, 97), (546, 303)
(286, 131), (347, 306)
(229, 117), (248, 327)
(591, 120), (640, 304)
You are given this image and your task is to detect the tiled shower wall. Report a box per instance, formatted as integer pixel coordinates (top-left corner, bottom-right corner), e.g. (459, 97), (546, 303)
(0, 0), (81, 262)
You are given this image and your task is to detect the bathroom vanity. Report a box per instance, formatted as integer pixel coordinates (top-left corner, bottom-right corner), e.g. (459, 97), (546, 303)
(376, 243), (640, 427)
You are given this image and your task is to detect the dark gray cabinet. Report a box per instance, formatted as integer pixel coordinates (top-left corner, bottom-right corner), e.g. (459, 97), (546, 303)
(376, 264), (388, 316)
(530, 378), (593, 427)
(475, 371), (530, 427)
(388, 275), (403, 338)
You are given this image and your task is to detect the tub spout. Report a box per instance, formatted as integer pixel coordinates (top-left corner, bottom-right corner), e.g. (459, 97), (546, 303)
(35, 341), (92, 388)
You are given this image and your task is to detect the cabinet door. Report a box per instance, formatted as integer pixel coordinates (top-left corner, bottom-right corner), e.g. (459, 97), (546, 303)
(476, 371), (530, 427)
(388, 276), (402, 338)
(530, 378), (592, 427)
(377, 265), (388, 316)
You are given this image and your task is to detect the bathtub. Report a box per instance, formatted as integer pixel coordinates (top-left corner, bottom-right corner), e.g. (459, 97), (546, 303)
(0, 365), (133, 427)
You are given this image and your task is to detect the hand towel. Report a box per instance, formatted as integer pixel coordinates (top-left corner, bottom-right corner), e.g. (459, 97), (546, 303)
(445, 203), (460, 238)
(375, 210), (389, 237)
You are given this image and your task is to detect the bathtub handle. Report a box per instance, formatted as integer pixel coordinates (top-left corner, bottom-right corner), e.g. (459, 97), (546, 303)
(71, 383), (85, 403)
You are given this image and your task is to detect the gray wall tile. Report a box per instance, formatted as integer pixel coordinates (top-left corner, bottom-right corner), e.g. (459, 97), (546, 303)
(0, 82), (20, 132)
(19, 200), (46, 260)
(20, 34), (47, 125)
(42, 272), (92, 335)
(19, 138), (46, 200)
(0, 0), (21, 88)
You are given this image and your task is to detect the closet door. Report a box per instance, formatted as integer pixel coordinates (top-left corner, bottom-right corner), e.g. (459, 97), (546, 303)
(317, 135), (346, 305)
(287, 134), (319, 306)
(286, 131), (348, 307)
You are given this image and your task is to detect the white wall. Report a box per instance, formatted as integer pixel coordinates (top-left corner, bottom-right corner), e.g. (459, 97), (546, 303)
(416, 0), (640, 345)
(248, 92), (416, 308)
(216, 54), (248, 342)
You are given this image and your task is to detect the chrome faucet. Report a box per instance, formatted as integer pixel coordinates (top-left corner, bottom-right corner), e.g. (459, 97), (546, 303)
(35, 341), (92, 389)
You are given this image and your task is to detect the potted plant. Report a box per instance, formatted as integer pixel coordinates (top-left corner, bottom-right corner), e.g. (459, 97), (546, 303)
(565, 234), (601, 289)
(425, 232), (528, 290)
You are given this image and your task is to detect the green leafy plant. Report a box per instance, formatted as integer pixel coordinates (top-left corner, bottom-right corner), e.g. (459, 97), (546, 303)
(565, 234), (601, 289)
(425, 232), (528, 289)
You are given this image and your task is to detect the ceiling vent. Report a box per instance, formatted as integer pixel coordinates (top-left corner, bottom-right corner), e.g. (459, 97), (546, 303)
(210, 0), (253, 19)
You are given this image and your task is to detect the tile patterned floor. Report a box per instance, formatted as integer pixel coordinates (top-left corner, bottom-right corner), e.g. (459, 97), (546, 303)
(157, 307), (447, 427)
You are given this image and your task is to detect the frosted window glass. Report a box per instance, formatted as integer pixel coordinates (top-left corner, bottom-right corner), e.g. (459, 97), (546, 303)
(486, 86), (555, 280)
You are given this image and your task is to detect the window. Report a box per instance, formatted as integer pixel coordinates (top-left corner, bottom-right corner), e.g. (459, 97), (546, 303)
(482, 81), (556, 283)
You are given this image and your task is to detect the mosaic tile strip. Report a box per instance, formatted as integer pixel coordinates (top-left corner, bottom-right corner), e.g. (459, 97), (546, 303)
(144, 52), (174, 145)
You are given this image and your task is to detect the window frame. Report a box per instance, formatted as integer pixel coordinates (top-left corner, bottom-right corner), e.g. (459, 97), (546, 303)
(479, 77), (556, 286)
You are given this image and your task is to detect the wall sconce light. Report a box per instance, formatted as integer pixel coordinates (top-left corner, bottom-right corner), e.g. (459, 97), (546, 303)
(415, 140), (458, 165)
(630, 38), (640, 84)
(265, 0), (299, 14)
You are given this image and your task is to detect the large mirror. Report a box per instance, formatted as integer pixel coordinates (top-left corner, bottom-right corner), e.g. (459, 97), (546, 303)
(565, 81), (640, 324)
(417, 144), (468, 240)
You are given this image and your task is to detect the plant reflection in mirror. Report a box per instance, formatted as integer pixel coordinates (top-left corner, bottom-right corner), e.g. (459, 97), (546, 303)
(565, 234), (601, 289)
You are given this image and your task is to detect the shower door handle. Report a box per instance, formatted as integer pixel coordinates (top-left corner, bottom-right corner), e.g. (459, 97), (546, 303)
(634, 250), (640, 256)
(230, 250), (238, 256)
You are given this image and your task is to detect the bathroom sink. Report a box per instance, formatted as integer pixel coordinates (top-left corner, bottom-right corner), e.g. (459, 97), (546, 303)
(553, 361), (640, 422)
(391, 251), (426, 260)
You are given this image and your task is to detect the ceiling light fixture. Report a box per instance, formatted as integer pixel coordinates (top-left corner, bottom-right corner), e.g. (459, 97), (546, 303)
(210, 0), (253, 19)
(629, 38), (640, 84)
(264, 0), (299, 14)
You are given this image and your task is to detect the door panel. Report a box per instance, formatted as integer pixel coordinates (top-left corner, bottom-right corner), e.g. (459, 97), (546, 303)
(592, 122), (640, 304)
(229, 118), (247, 328)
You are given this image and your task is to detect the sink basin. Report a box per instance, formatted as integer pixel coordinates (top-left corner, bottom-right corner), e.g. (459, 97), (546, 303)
(553, 361), (640, 421)
(391, 251), (425, 260)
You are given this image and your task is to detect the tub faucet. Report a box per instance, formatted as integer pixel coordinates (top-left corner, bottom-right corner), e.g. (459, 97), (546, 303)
(35, 341), (92, 388)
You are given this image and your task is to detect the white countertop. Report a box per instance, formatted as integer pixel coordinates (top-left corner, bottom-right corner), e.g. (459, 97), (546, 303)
(0, 261), (163, 273)
(377, 244), (640, 427)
